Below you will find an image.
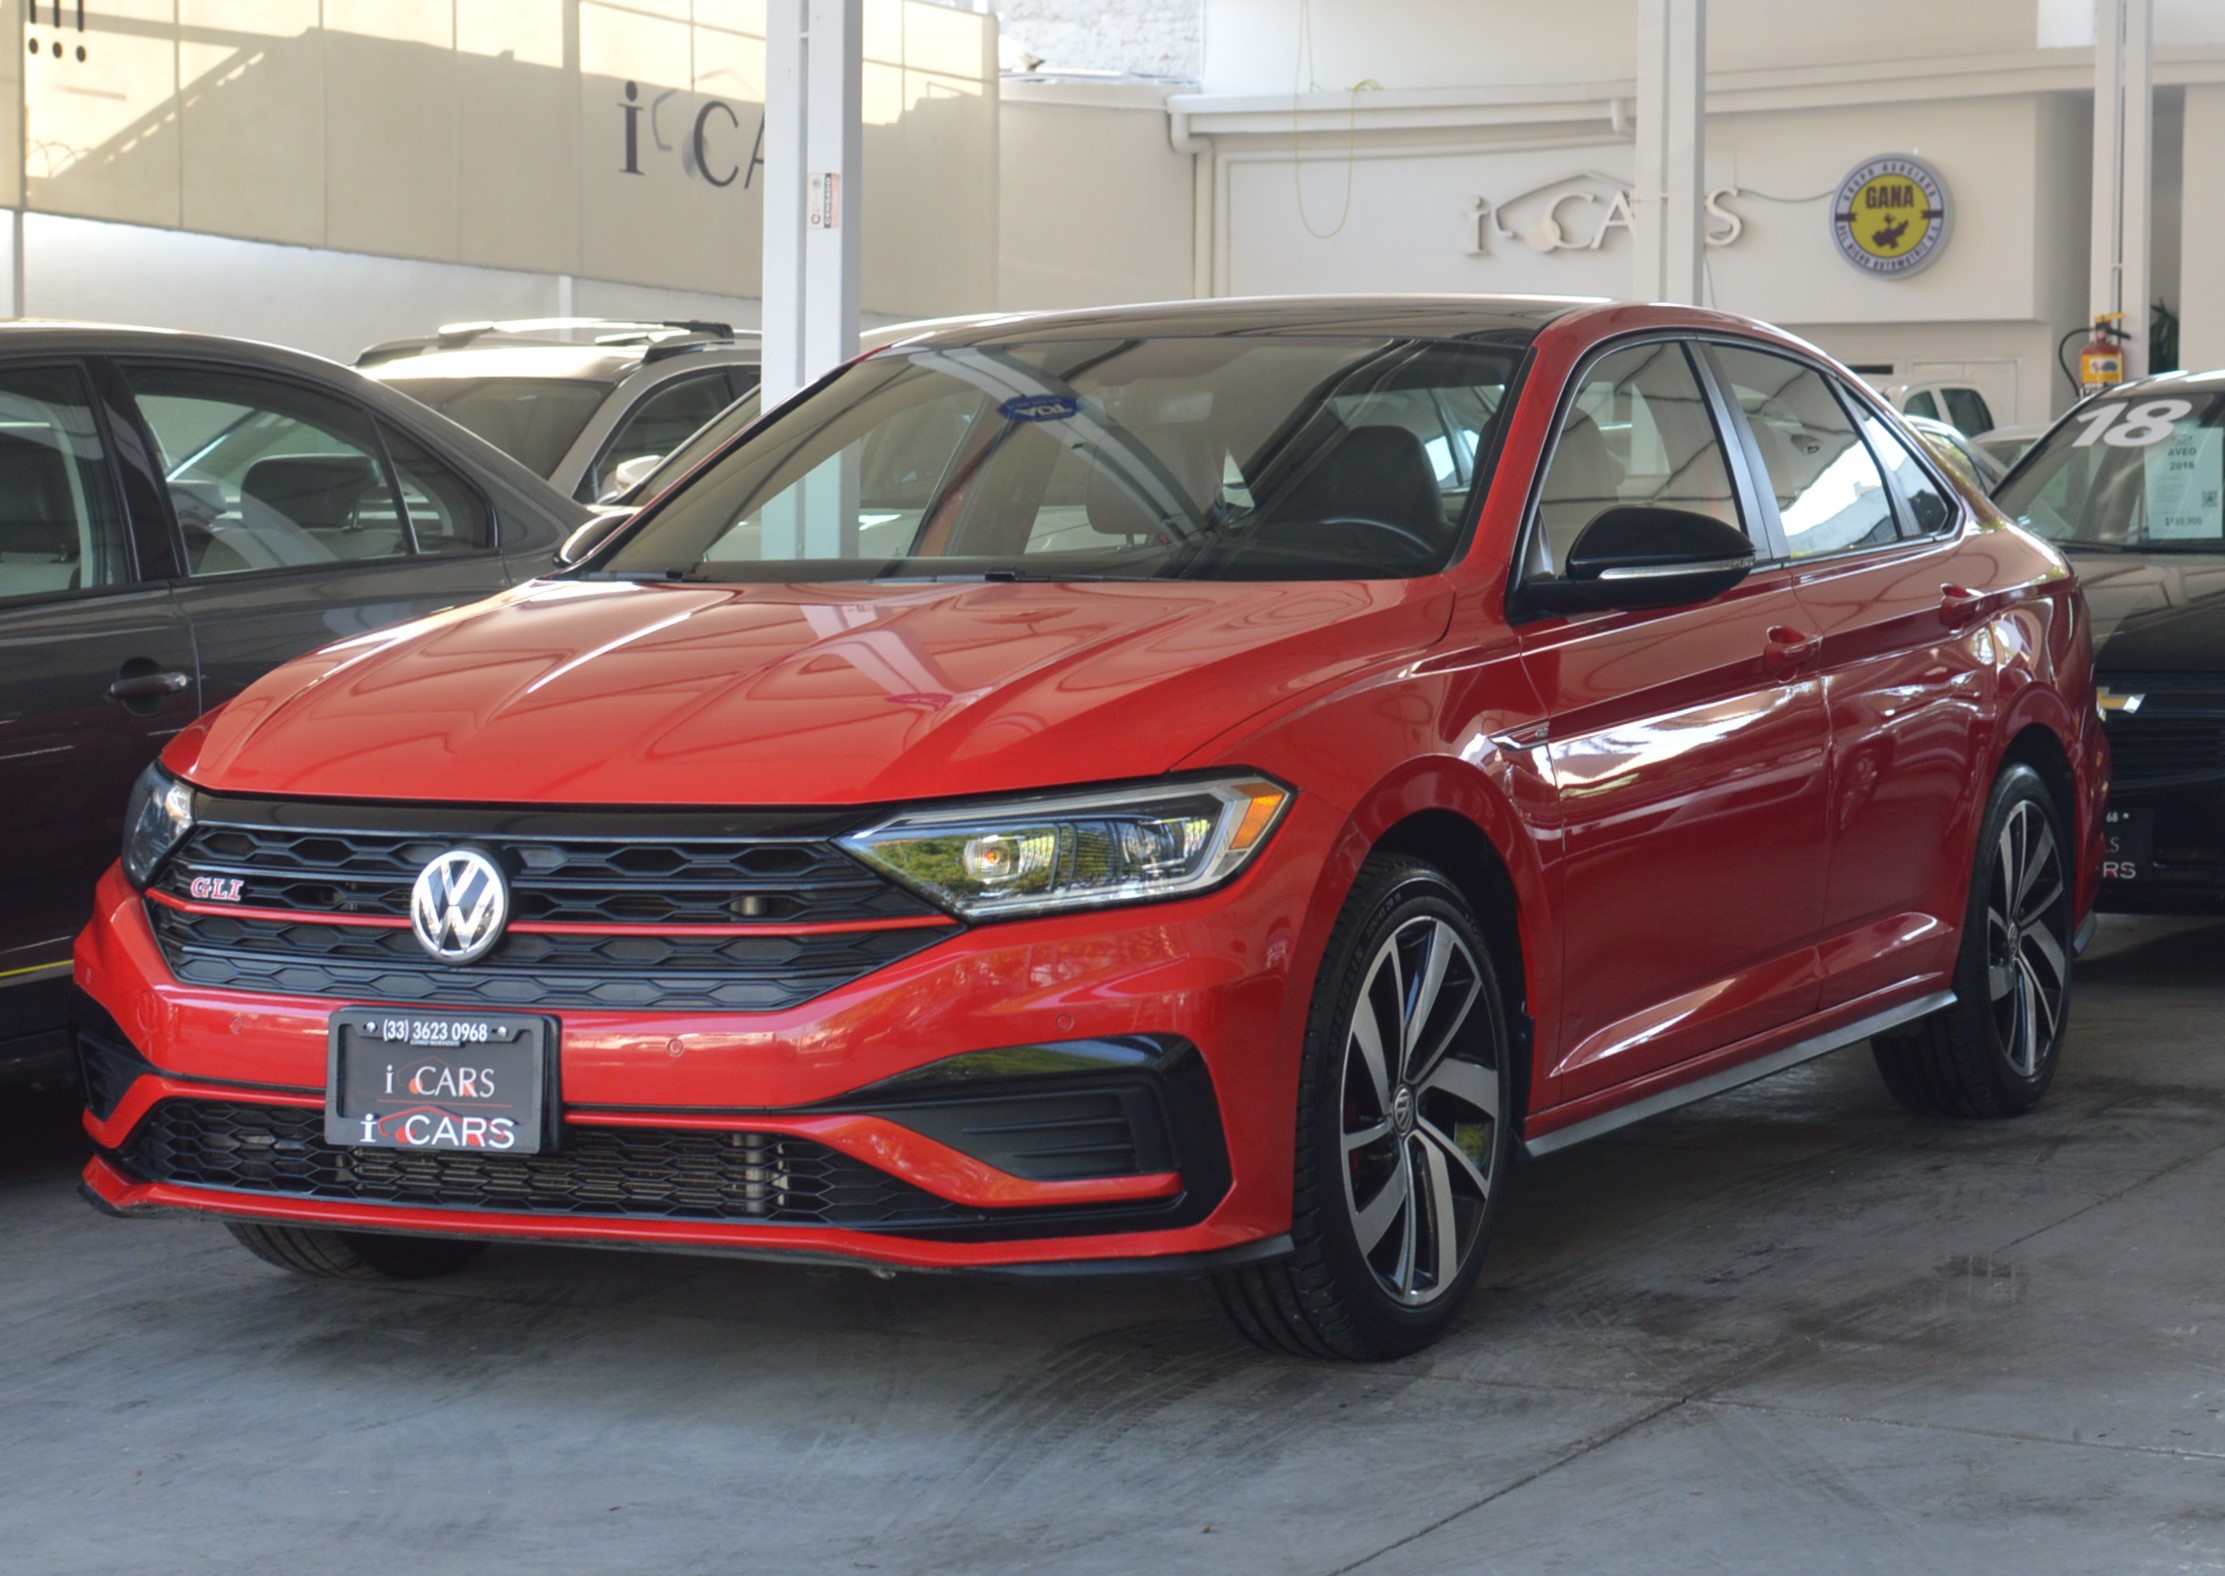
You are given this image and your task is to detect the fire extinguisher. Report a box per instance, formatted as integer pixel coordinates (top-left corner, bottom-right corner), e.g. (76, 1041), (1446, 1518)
(2079, 313), (2128, 394)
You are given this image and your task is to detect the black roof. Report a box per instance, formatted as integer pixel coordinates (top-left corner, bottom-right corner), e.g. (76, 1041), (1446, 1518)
(883, 294), (1601, 349)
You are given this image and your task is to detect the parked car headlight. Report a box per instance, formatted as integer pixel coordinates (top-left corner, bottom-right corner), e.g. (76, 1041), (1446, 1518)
(121, 763), (196, 889)
(842, 776), (1292, 920)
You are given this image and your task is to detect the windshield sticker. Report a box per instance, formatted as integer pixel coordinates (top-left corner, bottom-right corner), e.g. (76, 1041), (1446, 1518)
(2144, 425), (2224, 540)
(2070, 398), (2194, 448)
(1000, 394), (1081, 423)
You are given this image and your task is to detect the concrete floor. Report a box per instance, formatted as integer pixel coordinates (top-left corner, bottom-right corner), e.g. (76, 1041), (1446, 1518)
(5, 915), (2224, 1574)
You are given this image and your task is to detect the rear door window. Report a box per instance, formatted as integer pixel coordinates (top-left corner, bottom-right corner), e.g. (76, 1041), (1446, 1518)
(0, 365), (133, 601)
(125, 368), (411, 576)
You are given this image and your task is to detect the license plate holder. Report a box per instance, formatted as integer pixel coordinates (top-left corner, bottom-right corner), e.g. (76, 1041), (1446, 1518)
(326, 1009), (557, 1155)
(2104, 806), (2154, 880)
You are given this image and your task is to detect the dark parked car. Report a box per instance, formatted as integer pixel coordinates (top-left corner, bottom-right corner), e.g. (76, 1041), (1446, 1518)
(1995, 372), (2225, 909)
(0, 324), (588, 1082)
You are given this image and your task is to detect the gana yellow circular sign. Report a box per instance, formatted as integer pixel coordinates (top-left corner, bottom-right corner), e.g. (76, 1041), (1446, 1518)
(1831, 155), (1950, 277)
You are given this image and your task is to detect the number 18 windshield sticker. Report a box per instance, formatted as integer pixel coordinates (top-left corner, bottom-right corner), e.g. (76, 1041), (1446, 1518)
(2069, 399), (2194, 448)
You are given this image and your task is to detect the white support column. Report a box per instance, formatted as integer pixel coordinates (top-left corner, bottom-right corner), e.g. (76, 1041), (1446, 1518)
(1633, 0), (1705, 305)
(761, 0), (808, 409)
(801, 0), (862, 383)
(2092, 0), (2154, 377)
(760, 0), (862, 410)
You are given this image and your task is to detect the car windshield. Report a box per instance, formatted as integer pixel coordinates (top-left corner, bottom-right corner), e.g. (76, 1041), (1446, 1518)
(595, 335), (1527, 583)
(378, 375), (611, 477)
(1997, 392), (2225, 551)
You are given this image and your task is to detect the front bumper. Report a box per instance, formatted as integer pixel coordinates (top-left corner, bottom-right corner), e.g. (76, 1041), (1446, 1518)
(72, 797), (1338, 1270)
(2096, 777), (2225, 913)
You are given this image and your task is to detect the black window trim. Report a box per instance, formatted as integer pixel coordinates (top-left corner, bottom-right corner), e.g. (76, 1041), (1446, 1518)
(110, 354), (505, 583)
(0, 356), (158, 610)
(1505, 329), (1769, 625)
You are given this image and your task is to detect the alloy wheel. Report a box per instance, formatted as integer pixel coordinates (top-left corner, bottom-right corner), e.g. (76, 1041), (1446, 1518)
(1338, 915), (1500, 1306)
(1986, 799), (2069, 1077)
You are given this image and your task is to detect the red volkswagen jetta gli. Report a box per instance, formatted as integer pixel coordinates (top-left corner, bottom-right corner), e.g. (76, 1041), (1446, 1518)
(77, 298), (2106, 1357)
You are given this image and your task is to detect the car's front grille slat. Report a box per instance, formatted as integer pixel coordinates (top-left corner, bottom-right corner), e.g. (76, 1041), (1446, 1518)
(150, 812), (954, 1012)
(2106, 714), (2225, 787)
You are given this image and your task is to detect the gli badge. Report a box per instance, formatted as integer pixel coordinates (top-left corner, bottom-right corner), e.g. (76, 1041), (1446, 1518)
(188, 875), (243, 903)
(409, 849), (509, 965)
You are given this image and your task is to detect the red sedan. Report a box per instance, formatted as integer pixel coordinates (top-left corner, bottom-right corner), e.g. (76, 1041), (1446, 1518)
(76, 298), (2106, 1358)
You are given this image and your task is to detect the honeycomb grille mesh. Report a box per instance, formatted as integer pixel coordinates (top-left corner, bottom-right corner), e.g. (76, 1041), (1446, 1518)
(119, 1100), (990, 1228)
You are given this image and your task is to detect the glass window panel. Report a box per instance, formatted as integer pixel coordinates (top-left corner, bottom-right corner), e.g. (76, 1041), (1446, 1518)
(579, 371), (736, 503)
(0, 366), (132, 601)
(382, 422), (496, 554)
(1532, 340), (1743, 574)
(129, 368), (406, 576)
(1713, 347), (1896, 559)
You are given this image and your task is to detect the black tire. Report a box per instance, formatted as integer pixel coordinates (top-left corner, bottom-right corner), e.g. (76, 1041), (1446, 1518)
(1212, 854), (1514, 1360)
(225, 1222), (488, 1281)
(1872, 762), (2073, 1119)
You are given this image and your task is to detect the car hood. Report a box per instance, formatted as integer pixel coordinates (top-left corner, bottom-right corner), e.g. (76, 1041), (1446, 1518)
(172, 577), (1450, 805)
(2073, 551), (2225, 674)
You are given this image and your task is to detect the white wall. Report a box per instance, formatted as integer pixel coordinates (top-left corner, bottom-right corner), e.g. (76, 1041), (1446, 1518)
(2179, 84), (2225, 370)
(0, 211), (790, 365)
(1199, 0), (2044, 97)
(999, 82), (1196, 309)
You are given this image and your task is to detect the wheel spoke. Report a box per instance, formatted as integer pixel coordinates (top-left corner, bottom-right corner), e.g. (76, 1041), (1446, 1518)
(1418, 1133), (1460, 1292)
(1402, 921), (1454, 1078)
(1417, 1116), (1493, 1205)
(1350, 1161), (1407, 1254)
(2020, 954), (2061, 1045)
(2014, 968), (2040, 1075)
(2022, 919), (2068, 993)
(1423, 1053), (1499, 1123)
(1997, 818), (2022, 917)
(1988, 960), (2016, 1002)
(2014, 813), (2055, 911)
(1350, 972), (1394, 1111)
(1394, 1146), (1420, 1296)
(1343, 1117), (1393, 1153)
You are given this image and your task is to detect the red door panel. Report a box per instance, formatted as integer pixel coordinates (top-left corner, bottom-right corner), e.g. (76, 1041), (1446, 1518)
(1520, 569), (1831, 1099)
(1793, 540), (1992, 1008)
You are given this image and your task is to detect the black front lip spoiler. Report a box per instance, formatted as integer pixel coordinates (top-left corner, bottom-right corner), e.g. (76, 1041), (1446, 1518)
(79, 1180), (1292, 1279)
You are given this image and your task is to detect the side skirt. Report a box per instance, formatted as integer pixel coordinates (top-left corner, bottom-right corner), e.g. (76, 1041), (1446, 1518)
(1521, 990), (1955, 1160)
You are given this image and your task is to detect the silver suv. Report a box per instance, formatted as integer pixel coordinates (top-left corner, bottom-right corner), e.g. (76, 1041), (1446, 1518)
(360, 319), (761, 505)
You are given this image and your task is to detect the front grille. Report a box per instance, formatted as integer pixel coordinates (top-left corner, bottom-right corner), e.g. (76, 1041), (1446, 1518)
(150, 801), (955, 1012)
(150, 905), (937, 1012)
(120, 1099), (990, 1229)
(2105, 715), (2225, 786)
(156, 823), (931, 926)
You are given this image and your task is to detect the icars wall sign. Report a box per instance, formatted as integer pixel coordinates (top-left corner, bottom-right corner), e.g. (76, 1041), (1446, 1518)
(1831, 155), (1951, 277)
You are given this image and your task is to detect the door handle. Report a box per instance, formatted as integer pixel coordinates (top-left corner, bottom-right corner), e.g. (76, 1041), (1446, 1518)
(107, 669), (191, 704)
(1763, 625), (1820, 670)
(1939, 583), (1988, 627)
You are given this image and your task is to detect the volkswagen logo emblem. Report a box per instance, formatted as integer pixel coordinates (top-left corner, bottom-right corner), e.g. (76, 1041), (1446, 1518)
(409, 849), (509, 965)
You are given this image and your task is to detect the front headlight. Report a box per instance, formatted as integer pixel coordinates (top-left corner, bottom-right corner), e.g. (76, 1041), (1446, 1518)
(841, 775), (1292, 920)
(121, 762), (196, 889)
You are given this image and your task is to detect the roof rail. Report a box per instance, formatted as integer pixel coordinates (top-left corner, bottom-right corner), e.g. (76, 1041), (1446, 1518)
(354, 317), (756, 367)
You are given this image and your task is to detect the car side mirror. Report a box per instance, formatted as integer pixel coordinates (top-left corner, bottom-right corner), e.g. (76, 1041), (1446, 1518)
(598, 454), (665, 504)
(556, 507), (634, 568)
(1523, 506), (1755, 614)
